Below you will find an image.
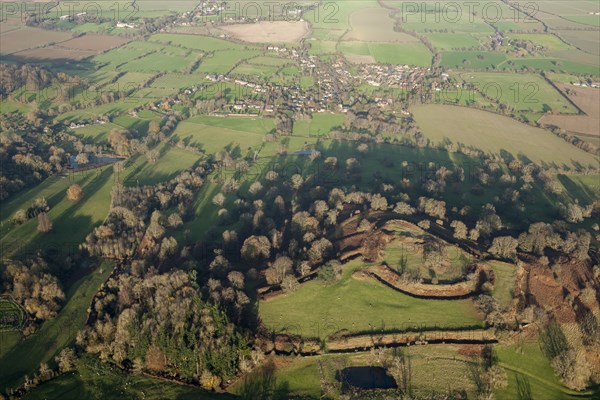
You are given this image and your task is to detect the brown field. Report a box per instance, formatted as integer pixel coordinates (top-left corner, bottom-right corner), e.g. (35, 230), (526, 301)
(12, 47), (97, 60)
(556, 30), (600, 56)
(58, 34), (129, 51)
(169, 26), (211, 35)
(11, 34), (129, 61)
(412, 104), (599, 168)
(0, 27), (73, 54)
(0, 18), (22, 34)
(344, 8), (419, 43)
(219, 21), (310, 43)
(540, 84), (600, 136)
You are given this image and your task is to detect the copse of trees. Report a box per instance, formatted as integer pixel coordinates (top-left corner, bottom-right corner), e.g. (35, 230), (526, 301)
(78, 269), (254, 386)
(0, 258), (65, 331)
(241, 235), (271, 262)
(83, 164), (209, 259)
(0, 133), (69, 201)
(488, 236), (519, 261)
(539, 322), (592, 390)
(517, 222), (591, 260)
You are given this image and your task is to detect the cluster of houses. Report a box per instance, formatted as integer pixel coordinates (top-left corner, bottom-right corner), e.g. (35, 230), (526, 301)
(200, 44), (430, 114)
(68, 119), (106, 129)
(356, 64), (428, 89)
(572, 82), (600, 89)
(194, 1), (225, 16)
(59, 12), (87, 21)
(116, 22), (137, 29)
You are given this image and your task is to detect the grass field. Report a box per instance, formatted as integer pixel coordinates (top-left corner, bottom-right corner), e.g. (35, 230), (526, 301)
(502, 58), (599, 75)
(562, 15), (600, 28)
(268, 357), (322, 398)
(411, 104), (599, 169)
(111, 71), (156, 90)
(292, 114), (345, 136)
(92, 41), (162, 69)
(112, 114), (155, 133)
(493, 20), (546, 33)
(265, 344), (478, 399)
(260, 136), (320, 158)
(231, 63), (278, 79)
(197, 50), (262, 74)
(187, 115), (275, 134)
(259, 259), (483, 339)
(134, 87), (182, 99)
(488, 262), (518, 310)
(0, 100), (33, 114)
(495, 342), (596, 400)
(71, 22), (115, 34)
(339, 42), (432, 66)
(193, 81), (250, 102)
(344, 7), (419, 43)
(455, 72), (578, 114)
(0, 141), (197, 244)
(148, 33), (242, 51)
(122, 143), (202, 187)
(23, 354), (230, 400)
(558, 29), (600, 55)
(171, 121), (264, 155)
(150, 73), (204, 90)
(71, 122), (123, 143)
(122, 50), (198, 73)
(0, 331), (21, 359)
(300, 76), (315, 89)
(307, 39), (338, 55)
(408, 345), (476, 396)
(508, 34), (572, 51)
(305, 0), (375, 42)
(440, 51), (507, 69)
(0, 262), (114, 391)
(177, 181), (221, 243)
(56, 100), (158, 123)
(401, 13), (494, 34)
(0, 167), (114, 259)
(425, 33), (483, 50)
(263, 341), (597, 399)
(248, 56), (291, 67)
(556, 174), (600, 207)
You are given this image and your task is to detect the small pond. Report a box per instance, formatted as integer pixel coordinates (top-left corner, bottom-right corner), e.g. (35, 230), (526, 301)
(338, 366), (397, 391)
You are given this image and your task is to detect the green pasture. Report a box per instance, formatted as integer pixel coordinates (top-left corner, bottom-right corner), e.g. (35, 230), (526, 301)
(425, 33), (482, 50)
(0, 262), (114, 391)
(455, 72), (578, 114)
(440, 51), (507, 69)
(149, 33), (243, 51)
(411, 104), (598, 169)
(23, 354), (230, 400)
(0, 167), (115, 259)
(197, 50), (262, 74)
(259, 259), (483, 339)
